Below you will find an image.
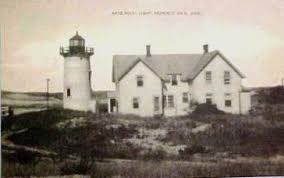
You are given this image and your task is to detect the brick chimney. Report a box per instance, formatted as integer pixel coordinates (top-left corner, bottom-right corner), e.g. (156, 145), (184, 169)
(146, 45), (151, 57)
(203, 44), (209, 53)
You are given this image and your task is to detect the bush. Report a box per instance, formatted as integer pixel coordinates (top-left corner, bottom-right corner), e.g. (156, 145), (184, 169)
(15, 148), (41, 165)
(112, 124), (138, 139)
(7, 109), (86, 130)
(8, 128), (60, 148)
(179, 144), (208, 159)
(141, 148), (167, 161)
(189, 117), (284, 157)
(192, 103), (225, 115)
(257, 86), (284, 104)
(60, 161), (93, 175)
(108, 142), (142, 159)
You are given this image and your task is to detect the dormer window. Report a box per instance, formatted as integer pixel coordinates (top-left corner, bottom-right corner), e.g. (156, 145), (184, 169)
(171, 75), (178, 86)
(224, 71), (231, 85)
(137, 75), (143, 87)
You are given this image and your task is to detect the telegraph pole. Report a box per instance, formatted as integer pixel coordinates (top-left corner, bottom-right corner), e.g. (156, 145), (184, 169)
(46, 78), (50, 109)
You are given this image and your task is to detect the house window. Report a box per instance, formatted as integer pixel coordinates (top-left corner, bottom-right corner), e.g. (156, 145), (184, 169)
(137, 75), (143, 87)
(206, 93), (213, 104)
(225, 100), (232, 107)
(133, 97), (139, 109)
(67, 88), (71, 97)
(224, 93), (232, 107)
(182, 92), (189, 103)
(224, 71), (231, 84)
(154, 97), (160, 111)
(171, 75), (178, 86)
(167, 95), (175, 108)
(225, 93), (231, 97)
(205, 71), (212, 83)
(163, 95), (167, 108)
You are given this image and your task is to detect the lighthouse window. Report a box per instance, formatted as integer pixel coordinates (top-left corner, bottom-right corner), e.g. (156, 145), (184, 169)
(67, 88), (71, 97)
(74, 40), (79, 46)
(89, 71), (91, 81)
(79, 40), (84, 46)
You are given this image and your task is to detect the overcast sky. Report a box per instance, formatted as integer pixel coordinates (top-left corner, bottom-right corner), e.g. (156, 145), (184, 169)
(1, 0), (284, 92)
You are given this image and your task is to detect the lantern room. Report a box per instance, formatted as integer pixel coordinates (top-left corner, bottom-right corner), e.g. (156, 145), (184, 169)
(69, 31), (85, 54)
(60, 31), (94, 57)
(70, 31), (85, 47)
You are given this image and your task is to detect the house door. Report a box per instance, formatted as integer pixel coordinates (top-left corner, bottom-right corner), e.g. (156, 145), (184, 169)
(110, 99), (116, 112)
(153, 96), (160, 115)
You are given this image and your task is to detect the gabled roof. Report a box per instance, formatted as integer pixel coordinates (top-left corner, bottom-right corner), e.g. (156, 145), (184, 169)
(112, 50), (245, 83)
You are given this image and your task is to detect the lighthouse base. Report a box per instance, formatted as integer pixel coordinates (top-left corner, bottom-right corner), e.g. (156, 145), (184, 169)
(63, 98), (96, 113)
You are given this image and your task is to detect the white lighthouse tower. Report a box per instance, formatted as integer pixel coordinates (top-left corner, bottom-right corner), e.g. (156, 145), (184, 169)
(60, 32), (95, 112)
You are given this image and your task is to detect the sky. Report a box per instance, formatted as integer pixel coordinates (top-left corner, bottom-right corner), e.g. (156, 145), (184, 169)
(1, 0), (284, 92)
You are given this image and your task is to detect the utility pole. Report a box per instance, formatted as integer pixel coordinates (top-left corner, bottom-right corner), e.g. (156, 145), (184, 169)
(46, 78), (50, 109)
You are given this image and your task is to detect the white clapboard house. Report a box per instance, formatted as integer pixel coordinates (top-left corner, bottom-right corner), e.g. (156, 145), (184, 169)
(111, 45), (251, 117)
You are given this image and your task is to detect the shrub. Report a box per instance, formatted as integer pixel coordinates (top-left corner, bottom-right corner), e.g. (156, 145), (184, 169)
(141, 148), (167, 161)
(15, 148), (41, 165)
(8, 128), (60, 148)
(189, 117), (284, 157)
(179, 144), (208, 159)
(113, 124), (138, 139)
(161, 129), (190, 145)
(257, 86), (284, 105)
(108, 142), (142, 159)
(7, 108), (86, 130)
(192, 103), (225, 115)
(60, 161), (93, 175)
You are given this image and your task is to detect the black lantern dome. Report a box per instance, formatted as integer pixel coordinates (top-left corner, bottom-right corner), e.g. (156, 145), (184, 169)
(60, 31), (94, 57)
(70, 31), (85, 47)
(69, 31), (85, 54)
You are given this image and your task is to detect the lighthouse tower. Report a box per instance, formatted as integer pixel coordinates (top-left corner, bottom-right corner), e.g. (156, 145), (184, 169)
(60, 32), (95, 112)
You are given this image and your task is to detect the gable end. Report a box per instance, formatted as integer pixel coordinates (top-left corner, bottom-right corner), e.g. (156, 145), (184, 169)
(117, 58), (163, 82)
(192, 51), (245, 80)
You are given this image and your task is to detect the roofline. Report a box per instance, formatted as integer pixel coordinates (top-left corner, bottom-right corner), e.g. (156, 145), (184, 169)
(218, 52), (246, 78)
(113, 53), (204, 57)
(191, 51), (245, 80)
(116, 58), (163, 82)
